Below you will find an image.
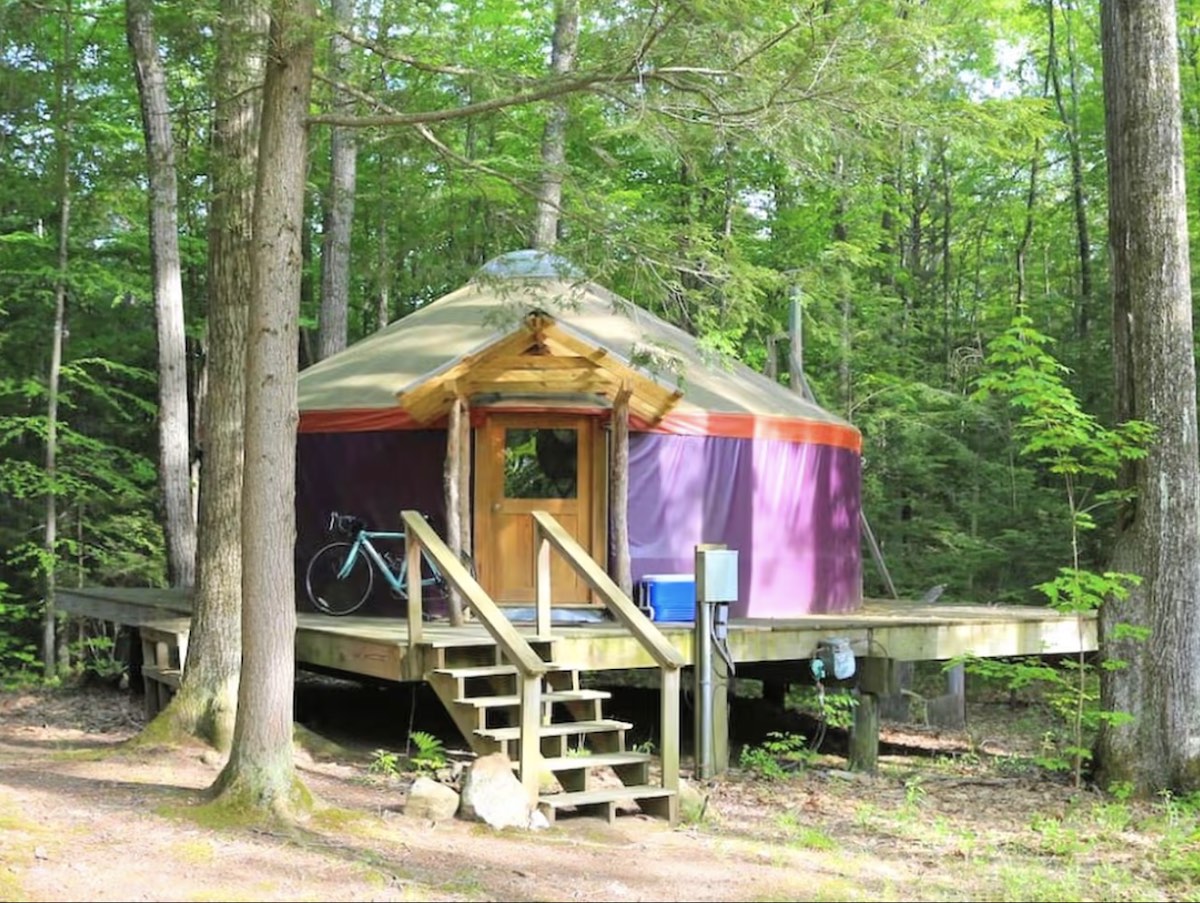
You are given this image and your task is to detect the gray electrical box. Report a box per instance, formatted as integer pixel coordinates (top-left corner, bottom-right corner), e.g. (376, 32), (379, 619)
(698, 548), (739, 602)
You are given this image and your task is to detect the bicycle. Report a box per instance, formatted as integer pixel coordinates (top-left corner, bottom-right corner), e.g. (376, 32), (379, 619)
(305, 511), (457, 617)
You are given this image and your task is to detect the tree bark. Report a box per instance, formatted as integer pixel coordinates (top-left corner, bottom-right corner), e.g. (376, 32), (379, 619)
(611, 387), (632, 597)
(530, 0), (577, 250)
(316, 0), (358, 360)
(211, 0), (314, 818)
(161, 0), (267, 751)
(444, 395), (465, 625)
(1098, 0), (1200, 794)
(126, 0), (197, 590)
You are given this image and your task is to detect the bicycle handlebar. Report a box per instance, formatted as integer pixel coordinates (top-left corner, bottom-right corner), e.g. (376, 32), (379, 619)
(325, 510), (435, 536)
(327, 511), (367, 536)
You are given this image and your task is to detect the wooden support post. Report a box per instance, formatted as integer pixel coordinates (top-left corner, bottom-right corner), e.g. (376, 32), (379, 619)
(518, 672), (542, 803)
(611, 385), (632, 597)
(534, 529), (552, 640)
(405, 530), (423, 648)
(444, 395), (466, 626)
(713, 652), (730, 774)
(849, 691), (880, 773)
(660, 664), (681, 824)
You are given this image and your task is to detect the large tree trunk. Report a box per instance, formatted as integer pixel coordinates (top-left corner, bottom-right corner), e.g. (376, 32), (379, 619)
(43, 1), (75, 677)
(159, 0), (267, 751)
(211, 0), (314, 818)
(316, 0), (357, 360)
(1097, 0), (1200, 795)
(126, 0), (197, 590)
(530, 0), (577, 250)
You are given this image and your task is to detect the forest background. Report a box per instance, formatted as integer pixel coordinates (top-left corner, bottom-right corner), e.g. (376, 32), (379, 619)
(0, 0), (1184, 690)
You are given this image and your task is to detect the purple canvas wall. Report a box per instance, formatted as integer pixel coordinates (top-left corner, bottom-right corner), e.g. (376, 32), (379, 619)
(624, 433), (862, 616)
(295, 430), (448, 616)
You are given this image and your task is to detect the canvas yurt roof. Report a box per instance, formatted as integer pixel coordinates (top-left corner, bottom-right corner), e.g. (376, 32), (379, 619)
(298, 250), (860, 451)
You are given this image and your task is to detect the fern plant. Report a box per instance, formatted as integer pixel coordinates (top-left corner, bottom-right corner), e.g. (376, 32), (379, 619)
(406, 730), (448, 773)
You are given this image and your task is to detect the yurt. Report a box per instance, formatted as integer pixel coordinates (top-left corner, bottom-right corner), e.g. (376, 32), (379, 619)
(296, 250), (863, 618)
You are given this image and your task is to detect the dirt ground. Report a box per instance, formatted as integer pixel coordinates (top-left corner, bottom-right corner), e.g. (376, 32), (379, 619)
(0, 677), (1188, 902)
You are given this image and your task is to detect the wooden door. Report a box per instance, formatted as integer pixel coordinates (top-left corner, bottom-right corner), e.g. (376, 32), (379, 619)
(475, 412), (603, 604)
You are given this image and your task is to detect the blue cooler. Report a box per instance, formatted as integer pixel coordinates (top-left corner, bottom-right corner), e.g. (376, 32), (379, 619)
(639, 574), (696, 622)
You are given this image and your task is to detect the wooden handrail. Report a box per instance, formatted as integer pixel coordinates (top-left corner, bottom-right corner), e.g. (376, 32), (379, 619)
(531, 511), (684, 670)
(532, 510), (682, 809)
(400, 511), (548, 678)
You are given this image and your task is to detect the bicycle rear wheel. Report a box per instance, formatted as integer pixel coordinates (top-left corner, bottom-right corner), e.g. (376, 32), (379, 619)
(306, 542), (373, 615)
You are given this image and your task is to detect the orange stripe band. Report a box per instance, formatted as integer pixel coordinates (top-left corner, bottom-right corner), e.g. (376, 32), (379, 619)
(300, 407), (861, 451)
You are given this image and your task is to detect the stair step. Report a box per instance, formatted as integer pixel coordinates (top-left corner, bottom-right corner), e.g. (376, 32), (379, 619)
(433, 663), (575, 679)
(476, 718), (631, 742)
(538, 784), (675, 809)
(534, 751), (651, 772)
(454, 689), (610, 708)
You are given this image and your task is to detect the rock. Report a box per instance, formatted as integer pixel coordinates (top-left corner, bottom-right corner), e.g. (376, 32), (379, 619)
(404, 776), (460, 822)
(459, 752), (537, 829)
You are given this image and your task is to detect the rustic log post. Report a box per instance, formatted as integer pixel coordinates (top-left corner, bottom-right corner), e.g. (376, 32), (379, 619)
(458, 398), (472, 569)
(444, 395), (465, 626)
(611, 384), (632, 597)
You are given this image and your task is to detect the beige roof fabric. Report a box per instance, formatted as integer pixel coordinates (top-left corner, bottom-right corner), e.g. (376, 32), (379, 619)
(299, 261), (853, 433)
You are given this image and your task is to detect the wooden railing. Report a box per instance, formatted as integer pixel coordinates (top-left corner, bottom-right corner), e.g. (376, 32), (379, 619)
(400, 510), (547, 798)
(530, 510), (685, 797)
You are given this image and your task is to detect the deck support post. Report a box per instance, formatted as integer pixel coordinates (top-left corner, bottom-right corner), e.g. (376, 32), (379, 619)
(849, 691), (880, 773)
(849, 656), (896, 773)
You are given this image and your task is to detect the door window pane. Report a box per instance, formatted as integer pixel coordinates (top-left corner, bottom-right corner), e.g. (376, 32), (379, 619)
(504, 428), (578, 498)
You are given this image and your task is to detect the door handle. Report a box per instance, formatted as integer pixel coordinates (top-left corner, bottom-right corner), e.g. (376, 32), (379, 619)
(491, 502), (502, 512)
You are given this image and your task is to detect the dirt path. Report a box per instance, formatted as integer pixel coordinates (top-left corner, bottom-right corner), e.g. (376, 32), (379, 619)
(0, 682), (1187, 902)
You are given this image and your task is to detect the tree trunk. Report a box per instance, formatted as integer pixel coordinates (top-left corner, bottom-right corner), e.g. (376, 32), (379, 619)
(126, 0), (197, 590)
(316, 0), (357, 360)
(530, 0), (577, 249)
(161, 0), (267, 751)
(211, 0), (314, 818)
(1097, 0), (1200, 795)
(43, 1), (76, 677)
(611, 387), (631, 597)
(444, 396), (465, 625)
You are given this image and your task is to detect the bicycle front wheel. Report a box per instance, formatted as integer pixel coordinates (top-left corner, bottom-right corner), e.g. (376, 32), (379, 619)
(306, 542), (373, 615)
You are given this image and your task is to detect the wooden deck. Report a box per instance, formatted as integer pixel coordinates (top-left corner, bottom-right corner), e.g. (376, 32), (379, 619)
(57, 586), (1096, 682)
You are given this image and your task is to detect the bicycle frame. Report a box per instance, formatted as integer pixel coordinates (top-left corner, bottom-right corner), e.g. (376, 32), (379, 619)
(340, 529), (443, 595)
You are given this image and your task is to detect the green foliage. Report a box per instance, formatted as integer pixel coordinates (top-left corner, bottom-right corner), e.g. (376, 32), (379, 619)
(367, 748), (401, 778)
(738, 731), (815, 780)
(958, 316), (1151, 787)
(788, 686), (858, 730)
(405, 730), (448, 774)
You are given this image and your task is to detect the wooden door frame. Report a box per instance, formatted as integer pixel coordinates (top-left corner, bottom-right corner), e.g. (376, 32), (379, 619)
(473, 410), (608, 604)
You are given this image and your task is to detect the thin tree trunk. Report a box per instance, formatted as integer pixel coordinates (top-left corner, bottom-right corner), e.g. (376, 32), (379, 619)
(316, 0), (357, 359)
(126, 0), (197, 589)
(531, 0), (577, 249)
(1098, 0), (1200, 795)
(212, 0), (315, 818)
(611, 387), (631, 597)
(1048, 0), (1094, 337)
(160, 0), (267, 751)
(43, 2), (75, 677)
(444, 396), (465, 625)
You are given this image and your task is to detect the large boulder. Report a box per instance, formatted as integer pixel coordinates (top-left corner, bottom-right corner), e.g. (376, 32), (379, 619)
(405, 776), (460, 822)
(459, 752), (539, 829)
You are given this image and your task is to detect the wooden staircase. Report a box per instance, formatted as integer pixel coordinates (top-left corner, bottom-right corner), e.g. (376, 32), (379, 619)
(426, 641), (675, 824)
(400, 510), (683, 826)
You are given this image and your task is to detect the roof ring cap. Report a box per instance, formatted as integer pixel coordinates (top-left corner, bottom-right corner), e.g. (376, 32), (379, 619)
(475, 249), (585, 281)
